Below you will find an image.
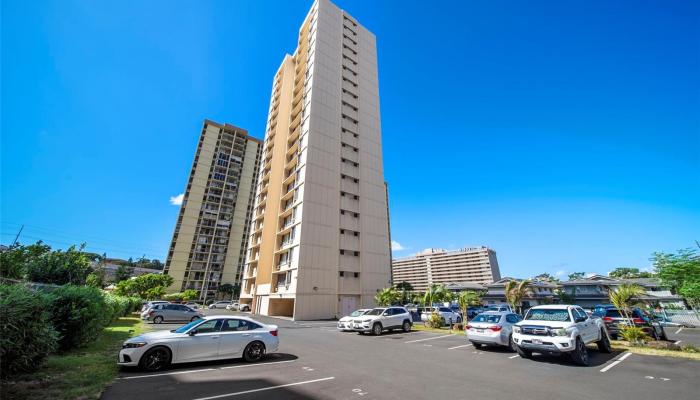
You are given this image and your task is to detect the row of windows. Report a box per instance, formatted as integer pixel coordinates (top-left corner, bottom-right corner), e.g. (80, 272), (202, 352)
(340, 249), (360, 256)
(339, 271), (360, 278)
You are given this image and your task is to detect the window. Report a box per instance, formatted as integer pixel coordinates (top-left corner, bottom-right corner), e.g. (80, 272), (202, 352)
(194, 319), (224, 333)
(222, 319), (261, 332)
(354, 272), (359, 278)
(506, 314), (521, 324)
(340, 250), (345, 255)
(339, 271), (345, 277)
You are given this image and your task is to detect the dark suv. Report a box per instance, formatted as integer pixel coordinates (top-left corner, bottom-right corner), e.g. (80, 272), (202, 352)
(594, 306), (667, 340)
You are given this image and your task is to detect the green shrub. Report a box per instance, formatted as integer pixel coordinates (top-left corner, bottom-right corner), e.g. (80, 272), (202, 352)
(682, 344), (700, 353)
(427, 312), (445, 328)
(0, 284), (58, 377)
(47, 285), (107, 351)
(127, 296), (143, 313)
(619, 325), (649, 346)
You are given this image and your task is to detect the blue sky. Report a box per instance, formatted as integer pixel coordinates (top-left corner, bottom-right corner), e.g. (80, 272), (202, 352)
(2, 0), (698, 279)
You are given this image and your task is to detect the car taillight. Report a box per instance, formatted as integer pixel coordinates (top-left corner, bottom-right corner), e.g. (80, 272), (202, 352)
(149, 311), (155, 316)
(632, 318), (644, 324)
(489, 326), (502, 332)
(270, 330), (278, 337)
(465, 325), (472, 330)
(602, 317), (613, 322)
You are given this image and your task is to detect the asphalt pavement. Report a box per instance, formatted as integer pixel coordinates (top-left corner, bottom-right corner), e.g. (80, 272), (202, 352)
(103, 310), (699, 400)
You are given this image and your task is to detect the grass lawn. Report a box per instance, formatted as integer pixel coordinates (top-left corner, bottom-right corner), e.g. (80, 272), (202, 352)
(610, 340), (700, 360)
(412, 323), (465, 335)
(1, 316), (146, 400)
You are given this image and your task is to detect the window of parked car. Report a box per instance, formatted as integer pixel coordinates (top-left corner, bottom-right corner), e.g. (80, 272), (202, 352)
(524, 309), (571, 322)
(505, 314), (521, 324)
(572, 308), (588, 321)
(174, 320), (202, 333)
(473, 314), (502, 323)
(366, 308), (385, 316)
(195, 319), (223, 333)
(439, 307), (451, 313)
(222, 319), (261, 332)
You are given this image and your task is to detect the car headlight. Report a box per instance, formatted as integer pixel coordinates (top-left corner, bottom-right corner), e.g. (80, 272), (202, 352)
(122, 342), (147, 349)
(513, 326), (521, 334)
(552, 328), (568, 337)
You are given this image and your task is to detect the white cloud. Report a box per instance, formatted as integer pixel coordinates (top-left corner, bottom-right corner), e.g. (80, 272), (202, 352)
(554, 270), (567, 278)
(391, 241), (407, 251)
(169, 193), (184, 206)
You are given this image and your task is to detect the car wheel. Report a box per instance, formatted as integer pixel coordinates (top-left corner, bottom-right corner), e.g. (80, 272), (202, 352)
(243, 341), (266, 362)
(139, 346), (171, 371)
(153, 316), (164, 324)
(507, 334), (516, 352)
(372, 323), (383, 336)
(515, 345), (531, 358)
(190, 316), (200, 322)
(596, 329), (612, 353)
(402, 320), (411, 332)
(570, 337), (589, 366)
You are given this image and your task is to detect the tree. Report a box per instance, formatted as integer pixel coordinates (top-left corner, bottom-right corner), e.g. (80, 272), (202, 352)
(85, 272), (104, 288)
(181, 289), (199, 301)
(113, 273), (174, 298)
(679, 282), (700, 312)
(24, 244), (92, 285)
(567, 272), (585, 281)
(457, 291), (481, 324)
(609, 267), (653, 279)
(218, 283), (235, 300)
(555, 287), (576, 304)
(114, 264), (133, 282)
(0, 241), (51, 280)
(652, 247), (700, 292)
(608, 283), (645, 322)
(395, 281), (413, 304)
(422, 284), (451, 307)
(375, 287), (401, 306)
(504, 280), (532, 315)
(534, 273), (559, 283)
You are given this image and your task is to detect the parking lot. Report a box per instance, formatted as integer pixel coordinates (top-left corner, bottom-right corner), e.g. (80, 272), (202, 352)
(104, 311), (699, 400)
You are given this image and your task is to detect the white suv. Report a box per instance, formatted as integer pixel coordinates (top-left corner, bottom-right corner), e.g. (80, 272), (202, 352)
(352, 307), (413, 335)
(512, 305), (611, 365)
(420, 306), (462, 325)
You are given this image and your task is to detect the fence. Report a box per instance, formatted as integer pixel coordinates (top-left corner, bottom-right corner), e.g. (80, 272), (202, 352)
(660, 309), (700, 328)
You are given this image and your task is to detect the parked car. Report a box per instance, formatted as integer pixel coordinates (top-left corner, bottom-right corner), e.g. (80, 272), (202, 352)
(184, 302), (200, 310)
(466, 306), (484, 319)
(142, 303), (205, 324)
(226, 302), (240, 311)
(595, 307), (668, 340)
(208, 301), (232, 309)
(512, 305), (611, 366)
(352, 307), (412, 335)
(141, 300), (169, 312)
(118, 316), (279, 371)
(420, 306), (462, 325)
(337, 309), (372, 331)
(466, 311), (522, 350)
(485, 304), (513, 313)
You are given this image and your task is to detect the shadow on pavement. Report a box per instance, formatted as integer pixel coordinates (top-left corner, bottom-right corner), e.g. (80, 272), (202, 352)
(524, 348), (622, 368)
(119, 353), (299, 374)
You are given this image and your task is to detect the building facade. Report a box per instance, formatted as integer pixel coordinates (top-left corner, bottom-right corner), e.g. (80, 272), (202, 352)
(164, 120), (262, 301)
(240, 0), (392, 320)
(482, 277), (558, 308)
(560, 275), (684, 308)
(392, 247), (501, 292)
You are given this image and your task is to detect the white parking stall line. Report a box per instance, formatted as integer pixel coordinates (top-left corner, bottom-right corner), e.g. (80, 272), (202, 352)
(404, 334), (454, 344)
(193, 376), (336, 400)
(675, 327), (684, 334)
(447, 344), (472, 350)
(508, 355), (519, 359)
(674, 340), (682, 345)
(120, 360), (297, 380)
(600, 352), (631, 373)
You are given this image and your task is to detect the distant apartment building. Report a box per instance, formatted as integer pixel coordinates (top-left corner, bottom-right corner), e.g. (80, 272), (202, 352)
(164, 120), (262, 301)
(392, 247), (501, 292)
(240, 0), (391, 320)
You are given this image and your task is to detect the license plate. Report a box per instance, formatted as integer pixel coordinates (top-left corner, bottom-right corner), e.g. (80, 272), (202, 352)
(532, 338), (542, 345)
(476, 329), (484, 333)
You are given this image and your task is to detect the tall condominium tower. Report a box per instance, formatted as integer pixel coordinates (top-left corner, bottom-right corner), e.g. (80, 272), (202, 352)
(164, 120), (262, 301)
(240, 0), (391, 320)
(392, 247), (502, 292)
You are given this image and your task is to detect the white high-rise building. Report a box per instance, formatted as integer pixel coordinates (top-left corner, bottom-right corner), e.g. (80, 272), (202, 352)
(240, 0), (391, 320)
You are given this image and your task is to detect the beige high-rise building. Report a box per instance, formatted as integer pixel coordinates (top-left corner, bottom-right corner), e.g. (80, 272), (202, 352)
(240, 0), (391, 320)
(164, 120), (262, 301)
(392, 247), (501, 292)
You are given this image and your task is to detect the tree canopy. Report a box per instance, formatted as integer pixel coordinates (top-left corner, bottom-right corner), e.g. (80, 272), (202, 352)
(608, 267), (653, 279)
(113, 273), (174, 299)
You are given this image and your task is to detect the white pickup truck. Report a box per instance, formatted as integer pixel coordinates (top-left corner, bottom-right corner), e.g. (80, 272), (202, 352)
(512, 305), (611, 365)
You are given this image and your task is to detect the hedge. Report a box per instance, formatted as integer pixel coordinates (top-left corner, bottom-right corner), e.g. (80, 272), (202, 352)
(0, 285), (58, 377)
(47, 285), (108, 351)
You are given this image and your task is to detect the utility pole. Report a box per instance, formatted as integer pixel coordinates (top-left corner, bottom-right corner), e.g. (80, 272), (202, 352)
(11, 225), (24, 246)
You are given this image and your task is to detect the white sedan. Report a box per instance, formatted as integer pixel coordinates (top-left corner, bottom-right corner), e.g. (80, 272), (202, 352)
(118, 316), (279, 371)
(337, 309), (372, 331)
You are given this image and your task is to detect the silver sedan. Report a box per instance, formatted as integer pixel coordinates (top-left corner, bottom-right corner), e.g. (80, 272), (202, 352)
(465, 311), (522, 351)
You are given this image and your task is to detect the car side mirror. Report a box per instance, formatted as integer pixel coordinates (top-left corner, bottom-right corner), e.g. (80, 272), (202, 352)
(382, 312), (389, 316)
(188, 330), (197, 336)
(575, 316), (586, 323)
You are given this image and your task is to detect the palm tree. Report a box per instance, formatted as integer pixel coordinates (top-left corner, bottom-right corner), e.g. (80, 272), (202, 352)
(375, 287), (400, 306)
(609, 283), (645, 323)
(504, 279), (532, 315)
(458, 291), (481, 325)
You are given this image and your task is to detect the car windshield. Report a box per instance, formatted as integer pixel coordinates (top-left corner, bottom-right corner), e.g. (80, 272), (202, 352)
(173, 320), (203, 333)
(350, 310), (368, 317)
(473, 314), (502, 323)
(366, 308), (385, 316)
(525, 309), (571, 322)
(605, 309), (623, 318)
